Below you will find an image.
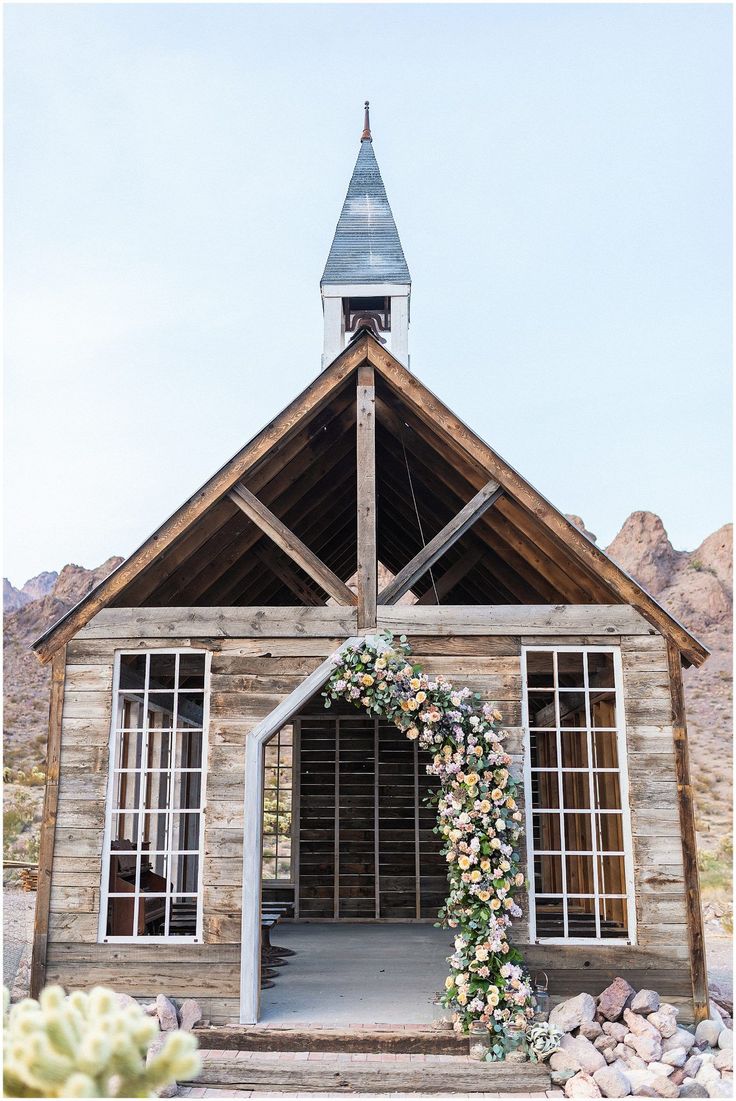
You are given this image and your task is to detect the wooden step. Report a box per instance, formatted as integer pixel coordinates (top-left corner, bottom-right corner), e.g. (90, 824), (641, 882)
(194, 1024), (469, 1055)
(188, 1051), (551, 1094)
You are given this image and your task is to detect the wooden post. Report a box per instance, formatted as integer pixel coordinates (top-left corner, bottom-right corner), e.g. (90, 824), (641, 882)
(356, 362), (377, 630)
(667, 640), (709, 1022)
(30, 645), (67, 999)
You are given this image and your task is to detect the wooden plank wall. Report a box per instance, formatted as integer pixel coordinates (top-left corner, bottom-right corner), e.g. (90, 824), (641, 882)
(45, 631), (695, 1023)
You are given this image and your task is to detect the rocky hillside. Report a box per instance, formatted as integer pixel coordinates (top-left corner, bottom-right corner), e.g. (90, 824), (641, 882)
(3, 558), (123, 774)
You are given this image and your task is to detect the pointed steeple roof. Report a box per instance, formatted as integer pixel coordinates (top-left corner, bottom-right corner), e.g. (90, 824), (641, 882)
(321, 103), (411, 286)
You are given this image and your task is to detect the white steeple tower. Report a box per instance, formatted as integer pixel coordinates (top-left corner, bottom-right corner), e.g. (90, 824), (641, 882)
(321, 103), (411, 369)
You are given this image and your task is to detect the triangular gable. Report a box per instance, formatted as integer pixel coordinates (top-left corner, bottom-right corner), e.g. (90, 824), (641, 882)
(32, 340), (367, 662)
(34, 331), (708, 667)
(363, 338), (708, 666)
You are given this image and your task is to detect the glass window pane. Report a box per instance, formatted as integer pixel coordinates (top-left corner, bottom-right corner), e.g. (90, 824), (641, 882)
(598, 854), (626, 896)
(566, 855), (594, 895)
(106, 894), (136, 937)
(120, 654), (147, 691)
(171, 813), (201, 852)
(592, 729), (618, 768)
(530, 730), (558, 768)
(560, 731), (589, 769)
(262, 858), (277, 881)
(598, 896), (628, 938)
(118, 695), (146, 727)
(535, 900), (565, 938)
(594, 773), (622, 811)
(566, 899), (596, 938)
(112, 812), (140, 846)
(177, 729), (203, 768)
(535, 854), (562, 894)
(596, 812), (624, 854)
(562, 771), (591, 810)
(559, 691), (587, 727)
(591, 693), (617, 728)
(563, 812), (592, 851)
(178, 693), (205, 727)
(149, 653), (177, 690)
(533, 813), (561, 851)
(528, 692), (556, 727)
(179, 653), (206, 689)
(532, 772), (560, 809)
(174, 771), (202, 811)
(557, 651), (585, 688)
(168, 896), (198, 936)
(587, 652), (615, 690)
(526, 651), (554, 688)
(276, 858), (291, 879)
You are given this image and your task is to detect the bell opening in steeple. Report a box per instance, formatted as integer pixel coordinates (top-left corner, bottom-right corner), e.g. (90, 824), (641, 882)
(321, 103), (411, 370)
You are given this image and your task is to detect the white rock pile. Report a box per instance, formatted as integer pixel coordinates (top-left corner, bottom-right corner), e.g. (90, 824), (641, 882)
(119, 993), (204, 1097)
(546, 979), (733, 1098)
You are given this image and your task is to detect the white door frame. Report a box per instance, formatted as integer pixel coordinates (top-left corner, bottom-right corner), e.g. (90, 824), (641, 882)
(239, 637), (362, 1024)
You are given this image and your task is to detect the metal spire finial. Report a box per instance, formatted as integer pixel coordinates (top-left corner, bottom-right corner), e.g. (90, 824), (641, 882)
(361, 100), (372, 142)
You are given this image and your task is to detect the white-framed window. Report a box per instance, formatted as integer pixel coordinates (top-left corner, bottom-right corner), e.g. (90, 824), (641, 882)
(521, 646), (636, 944)
(98, 650), (210, 943)
(262, 725), (295, 883)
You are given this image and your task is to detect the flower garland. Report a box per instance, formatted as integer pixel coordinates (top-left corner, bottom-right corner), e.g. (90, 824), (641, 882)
(323, 631), (534, 1039)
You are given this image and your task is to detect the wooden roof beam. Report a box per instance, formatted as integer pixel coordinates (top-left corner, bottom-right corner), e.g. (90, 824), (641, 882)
(379, 480), (503, 605)
(228, 483), (358, 607)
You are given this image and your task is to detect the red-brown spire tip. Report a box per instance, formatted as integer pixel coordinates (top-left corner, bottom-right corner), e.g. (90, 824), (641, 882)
(361, 100), (372, 142)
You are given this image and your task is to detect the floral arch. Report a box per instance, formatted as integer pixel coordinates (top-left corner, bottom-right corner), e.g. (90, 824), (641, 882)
(323, 632), (534, 1037)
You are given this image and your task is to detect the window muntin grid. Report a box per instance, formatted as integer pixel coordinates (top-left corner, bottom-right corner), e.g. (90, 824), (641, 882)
(100, 650), (209, 942)
(262, 726), (293, 882)
(523, 647), (633, 943)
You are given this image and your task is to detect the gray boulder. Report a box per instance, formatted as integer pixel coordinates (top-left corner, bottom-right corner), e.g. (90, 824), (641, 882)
(592, 1065), (631, 1098)
(649, 1075), (678, 1098)
(714, 1046), (733, 1072)
(564, 1072), (602, 1098)
(559, 1034), (607, 1075)
(678, 1084), (709, 1098)
(594, 1035), (618, 1053)
(630, 989), (660, 1015)
(602, 1022), (629, 1043)
(550, 992), (597, 1033)
(662, 1026), (696, 1052)
(155, 994), (180, 1032)
(660, 1045), (687, 1067)
(683, 1055), (704, 1077)
(597, 978), (636, 1022)
(696, 1019), (724, 1047)
(718, 1028), (733, 1050)
(647, 1006), (678, 1038)
(581, 1020), (604, 1040)
(178, 998), (203, 1032)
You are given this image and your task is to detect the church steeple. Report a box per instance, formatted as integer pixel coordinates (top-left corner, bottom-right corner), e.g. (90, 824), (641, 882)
(321, 103), (411, 369)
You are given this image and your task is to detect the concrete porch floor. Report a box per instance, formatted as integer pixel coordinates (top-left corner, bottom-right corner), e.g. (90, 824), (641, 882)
(260, 923), (453, 1026)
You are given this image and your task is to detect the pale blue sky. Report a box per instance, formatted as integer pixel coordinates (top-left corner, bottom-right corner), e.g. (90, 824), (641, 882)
(4, 3), (732, 588)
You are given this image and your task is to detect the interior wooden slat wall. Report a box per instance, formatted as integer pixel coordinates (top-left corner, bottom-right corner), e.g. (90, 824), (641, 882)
(297, 714), (445, 920)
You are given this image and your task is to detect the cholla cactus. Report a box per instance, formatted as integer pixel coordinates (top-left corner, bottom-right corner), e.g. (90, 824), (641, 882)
(526, 1020), (563, 1062)
(3, 986), (201, 1098)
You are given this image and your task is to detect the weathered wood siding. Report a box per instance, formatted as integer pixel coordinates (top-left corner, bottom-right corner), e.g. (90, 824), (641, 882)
(46, 628), (695, 1023)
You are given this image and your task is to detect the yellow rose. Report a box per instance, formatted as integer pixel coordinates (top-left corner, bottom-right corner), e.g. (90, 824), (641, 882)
(445, 976), (454, 990)
(361, 674), (374, 687)
(416, 691), (426, 703)
(491, 788), (503, 802)
(515, 872), (525, 887)
(407, 698), (419, 710)
(490, 899), (502, 910)
(457, 992), (468, 1006)
(487, 988), (500, 1006)
(470, 869), (481, 882)
(474, 746), (483, 756)
(458, 855), (471, 871)
(466, 773), (479, 786)
(478, 890), (491, 902)
(479, 800), (491, 814)
(410, 677), (421, 690)
(475, 946), (489, 961)
(491, 838), (502, 850)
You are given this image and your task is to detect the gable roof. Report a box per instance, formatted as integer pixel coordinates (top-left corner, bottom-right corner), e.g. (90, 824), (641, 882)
(33, 331), (708, 666)
(321, 139), (411, 286)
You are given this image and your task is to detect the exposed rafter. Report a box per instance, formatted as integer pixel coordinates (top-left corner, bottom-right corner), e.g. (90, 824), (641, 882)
(379, 480), (503, 605)
(228, 483), (357, 607)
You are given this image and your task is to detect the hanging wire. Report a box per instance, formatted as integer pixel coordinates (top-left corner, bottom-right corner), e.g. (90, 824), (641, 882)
(401, 429), (440, 605)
